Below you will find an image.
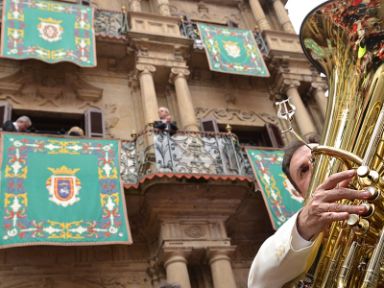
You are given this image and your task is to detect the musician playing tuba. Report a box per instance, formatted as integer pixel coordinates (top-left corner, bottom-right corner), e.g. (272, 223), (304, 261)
(251, 0), (384, 286)
(247, 138), (370, 288)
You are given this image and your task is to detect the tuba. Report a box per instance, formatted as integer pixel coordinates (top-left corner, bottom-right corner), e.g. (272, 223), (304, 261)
(299, 0), (384, 287)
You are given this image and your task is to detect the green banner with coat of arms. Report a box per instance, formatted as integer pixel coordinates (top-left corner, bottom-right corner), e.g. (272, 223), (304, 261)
(246, 147), (303, 229)
(0, 0), (96, 67)
(197, 23), (269, 77)
(0, 133), (131, 248)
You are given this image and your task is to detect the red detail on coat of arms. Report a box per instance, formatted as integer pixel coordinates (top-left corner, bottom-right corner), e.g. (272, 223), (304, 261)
(46, 166), (81, 207)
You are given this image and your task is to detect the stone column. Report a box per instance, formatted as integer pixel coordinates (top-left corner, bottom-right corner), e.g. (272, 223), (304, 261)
(208, 247), (237, 288)
(129, 0), (142, 12)
(249, 0), (271, 31)
(164, 250), (192, 288)
(157, 0), (171, 16)
(272, 0), (295, 33)
(170, 68), (199, 132)
(136, 64), (159, 127)
(312, 83), (328, 118)
(285, 81), (316, 137)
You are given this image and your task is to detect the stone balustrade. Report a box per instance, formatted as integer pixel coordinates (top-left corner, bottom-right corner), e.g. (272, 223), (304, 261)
(129, 12), (183, 38)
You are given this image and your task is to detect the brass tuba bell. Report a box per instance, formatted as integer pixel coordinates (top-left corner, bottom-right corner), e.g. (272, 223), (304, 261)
(299, 0), (384, 287)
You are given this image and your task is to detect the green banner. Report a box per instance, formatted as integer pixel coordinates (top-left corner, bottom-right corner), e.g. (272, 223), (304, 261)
(246, 147), (303, 229)
(1, 0), (96, 67)
(197, 23), (269, 77)
(0, 133), (131, 248)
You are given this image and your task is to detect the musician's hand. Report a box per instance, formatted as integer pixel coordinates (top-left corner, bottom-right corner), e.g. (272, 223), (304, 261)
(296, 169), (371, 240)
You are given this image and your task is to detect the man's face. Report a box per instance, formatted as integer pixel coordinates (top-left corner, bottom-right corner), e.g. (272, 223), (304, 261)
(289, 145), (313, 196)
(158, 108), (169, 119)
(17, 120), (29, 131)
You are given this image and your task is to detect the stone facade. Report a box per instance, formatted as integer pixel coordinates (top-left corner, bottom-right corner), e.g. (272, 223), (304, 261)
(0, 0), (326, 287)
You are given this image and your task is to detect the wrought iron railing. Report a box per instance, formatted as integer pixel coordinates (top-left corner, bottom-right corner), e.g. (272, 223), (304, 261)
(120, 129), (253, 185)
(179, 18), (204, 49)
(254, 31), (270, 56)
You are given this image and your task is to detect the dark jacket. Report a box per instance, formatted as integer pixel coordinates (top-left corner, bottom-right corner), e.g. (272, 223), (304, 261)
(2, 120), (17, 132)
(153, 121), (178, 135)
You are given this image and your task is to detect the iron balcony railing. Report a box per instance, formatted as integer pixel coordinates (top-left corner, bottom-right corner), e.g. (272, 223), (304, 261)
(120, 129), (253, 185)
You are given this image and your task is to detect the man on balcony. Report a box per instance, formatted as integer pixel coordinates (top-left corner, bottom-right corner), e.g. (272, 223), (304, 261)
(154, 107), (178, 135)
(2, 116), (32, 133)
(248, 138), (371, 288)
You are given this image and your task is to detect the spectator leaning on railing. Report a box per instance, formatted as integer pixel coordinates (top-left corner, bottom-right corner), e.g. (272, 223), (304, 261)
(2, 116), (32, 132)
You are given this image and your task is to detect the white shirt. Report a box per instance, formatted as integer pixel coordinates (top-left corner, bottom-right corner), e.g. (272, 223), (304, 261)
(13, 122), (19, 132)
(248, 212), (315, 288)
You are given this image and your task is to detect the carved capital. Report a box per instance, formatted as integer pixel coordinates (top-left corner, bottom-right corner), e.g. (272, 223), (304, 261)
(162, 247), (193, 266)
(207, 246), (237, 264)
(311, 82), (328, 93)
(136, 64), (156, 76)
(282, 79), (300, 90)
(169, 67), (190, 83)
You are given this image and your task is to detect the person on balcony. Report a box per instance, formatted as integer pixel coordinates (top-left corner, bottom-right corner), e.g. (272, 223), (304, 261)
(67, 126), (85, 137)
(248, 137), (371, 288)
(2, 116), (32, 132)
(153, 107), (178, 135)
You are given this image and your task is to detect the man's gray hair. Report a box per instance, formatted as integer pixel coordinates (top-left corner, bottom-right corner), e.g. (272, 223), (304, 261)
(158, 107), (170, 113)
(16, 116), (32, 127)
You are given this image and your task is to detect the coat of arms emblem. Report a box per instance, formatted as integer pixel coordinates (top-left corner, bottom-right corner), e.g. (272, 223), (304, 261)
(46, 166), (81, 207)
(223, 41), (241, 58)
(37, 17), (64, 42)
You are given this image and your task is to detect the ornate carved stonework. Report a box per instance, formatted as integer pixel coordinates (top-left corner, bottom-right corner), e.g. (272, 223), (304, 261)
(169, 67), (190, 83)
(195, 107), (278, 125)
(136, 64), (156, 76)
(173, 1), (241, 25)
(104, 104), (120, 134)
(184, 225), (205, 238)
(94, 9), (127, 39)
(0, 68), (103, 106)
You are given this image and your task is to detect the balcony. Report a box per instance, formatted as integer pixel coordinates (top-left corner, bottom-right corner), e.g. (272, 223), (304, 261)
(261, 30), (305, 59)
(129, 12), (183, 38)
(120, 129), (253, 188)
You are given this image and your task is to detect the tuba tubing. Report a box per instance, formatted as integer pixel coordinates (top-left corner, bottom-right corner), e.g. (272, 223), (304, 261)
(299, 1), (384, 287)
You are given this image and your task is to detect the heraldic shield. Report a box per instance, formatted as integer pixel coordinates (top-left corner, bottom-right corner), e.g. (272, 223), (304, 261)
(46, 166), (81, 207)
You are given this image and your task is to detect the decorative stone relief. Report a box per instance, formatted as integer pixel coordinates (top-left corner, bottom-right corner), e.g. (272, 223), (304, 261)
(195, 107), (278, 125)
(147, 257), (166, 285)
(174, 2), (241, 26)
(161, 220), (227, 242)
(94, 9), (127, 38)
(197, 1), (209, 14)
(80, 276), (147, 287)
(0, 68), (103, 107)
(184, 225), (205, 239)
(157, 0), (171, 16)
